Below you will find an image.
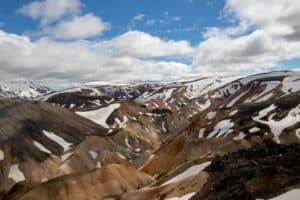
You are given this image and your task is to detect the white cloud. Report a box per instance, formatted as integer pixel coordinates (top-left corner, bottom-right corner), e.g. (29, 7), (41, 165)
(133, 14), (146, 21)
(41, 13), (110, 39)
(17, 0), (82, 25)
(129, 13), (181, 28)
(193, 0), (300, 73)
(202, 20), (249, 38)
(11, 2), (194, 85)
(159, 13), (183, 25)
(224, 0), (300, 29)
(128, 14), (146, 30)
(193, 30), (297, 73)
(0, 29), (193, 84)
(99, 31), (194, 58)
(224, 0), (300, 39)
(9, 0), (300, 85)
(18, 0), (110, 40)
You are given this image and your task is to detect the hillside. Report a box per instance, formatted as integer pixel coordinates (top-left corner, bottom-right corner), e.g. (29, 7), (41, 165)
(0, 71), (299, 199)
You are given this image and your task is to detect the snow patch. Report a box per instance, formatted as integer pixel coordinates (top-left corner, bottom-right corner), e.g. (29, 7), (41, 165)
(229, 109), (238, 117)
(270, 189), (300, 200)
(8, 164), (25, 182)
(61, 152), (74, 162)
(253, 104), (300, 143)
(184, 76), (239, 99)
(162, 121), (167, 132)
(281, 75), (300, 95)
(296, 129), (300, 139)
(208, 120), (234, 138)
(115, 115), (128, 128)
(76, 103), (120, 129)
(42, 130), (72, 152)
(198, 128), (206, 138)
(212, 82), (241, 99)
(245, 81), (279, 103)
(256, 92), (274, 103)
(254, 104), (277, 120)
(226, 90), (248, 108)
(239, 71), (293, 85)
(233, 132), (246, 141)
(89, 150), (98, 160)
(135, 148), (141, 153)
(195, 99), (211, 111)
(116, 152), (127, 160)
(0, 149), (4, 161)
(249, 127), (261, 133)
(148, 154), (155, 161)
(96, 161), (101, 168)
(164, 88), (176, 100)
(33, 141), (52, 154)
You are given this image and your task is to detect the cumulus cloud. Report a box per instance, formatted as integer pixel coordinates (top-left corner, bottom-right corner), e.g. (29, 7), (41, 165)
(9, 1), (196, 85)
(17, 0), (82, 25)
(41, 13), (111, 39)
(7, 0), (300, 85)
(18, 0), (110, 40)
(99, 31), (194, 58)
(193, 0), (300, 73)
(193, 30), (295, 73)
(0, 29), (193, 84)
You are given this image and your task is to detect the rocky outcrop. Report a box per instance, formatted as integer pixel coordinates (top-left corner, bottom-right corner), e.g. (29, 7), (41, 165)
(192, 140), (300, 200)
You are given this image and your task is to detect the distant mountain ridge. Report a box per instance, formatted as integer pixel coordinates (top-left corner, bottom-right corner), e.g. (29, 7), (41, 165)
(0, 81), (51, 99)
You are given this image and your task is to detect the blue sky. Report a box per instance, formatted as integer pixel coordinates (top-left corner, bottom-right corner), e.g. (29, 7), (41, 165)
(0, 0), (299, 86)
(0, 0), (225, 45)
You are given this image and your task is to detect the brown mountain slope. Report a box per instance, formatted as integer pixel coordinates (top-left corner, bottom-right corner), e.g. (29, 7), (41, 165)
(4, 164), (154, 200)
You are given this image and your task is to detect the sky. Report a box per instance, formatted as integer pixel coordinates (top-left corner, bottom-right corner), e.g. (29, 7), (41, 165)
(0, 0), (300, 87)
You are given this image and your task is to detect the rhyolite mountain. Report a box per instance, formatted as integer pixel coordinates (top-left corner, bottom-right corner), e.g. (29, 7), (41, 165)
(0, 71), (299, 200)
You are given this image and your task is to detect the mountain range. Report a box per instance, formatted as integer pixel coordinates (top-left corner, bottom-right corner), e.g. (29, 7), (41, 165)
(0, 71), (299, 200)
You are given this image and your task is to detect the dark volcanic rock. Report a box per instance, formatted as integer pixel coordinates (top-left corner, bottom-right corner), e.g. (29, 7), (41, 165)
(191, 140), (300, 200)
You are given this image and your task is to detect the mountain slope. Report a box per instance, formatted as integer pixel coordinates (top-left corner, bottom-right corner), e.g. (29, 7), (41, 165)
(4, 164), (154, 200)
(0, 71), (299, 199)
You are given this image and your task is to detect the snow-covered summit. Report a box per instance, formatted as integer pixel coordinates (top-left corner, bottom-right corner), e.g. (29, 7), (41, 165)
(0, 81), (51, 99)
